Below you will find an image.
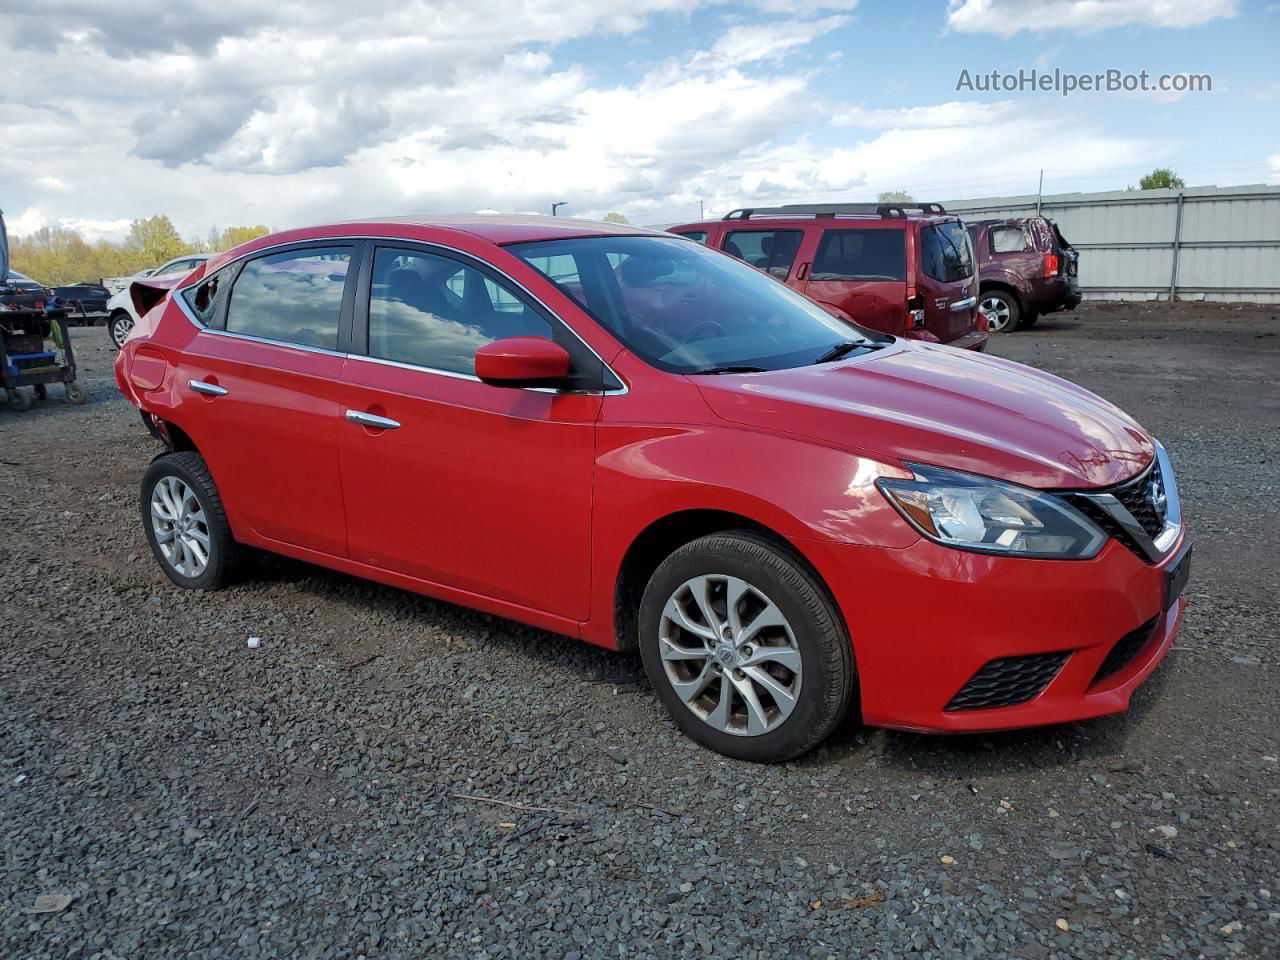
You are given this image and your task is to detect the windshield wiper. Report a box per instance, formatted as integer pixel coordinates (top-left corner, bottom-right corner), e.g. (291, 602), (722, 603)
(693, 365), (769, 375)
(812, 340), (887, 365)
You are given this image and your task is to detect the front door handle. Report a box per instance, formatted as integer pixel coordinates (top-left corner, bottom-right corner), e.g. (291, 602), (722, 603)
(345, 410), (401, 430)
(189, 380), (228, 397)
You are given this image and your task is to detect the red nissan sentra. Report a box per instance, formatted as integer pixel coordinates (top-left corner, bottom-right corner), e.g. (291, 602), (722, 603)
(115, 216), (1190, 761)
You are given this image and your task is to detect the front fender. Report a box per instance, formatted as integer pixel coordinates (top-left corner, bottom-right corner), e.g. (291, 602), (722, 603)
(582, 419), (919, 647)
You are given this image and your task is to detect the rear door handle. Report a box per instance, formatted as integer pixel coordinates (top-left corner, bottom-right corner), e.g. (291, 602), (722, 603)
(189, 380), (228, 396)
(345, 410), (401, 430)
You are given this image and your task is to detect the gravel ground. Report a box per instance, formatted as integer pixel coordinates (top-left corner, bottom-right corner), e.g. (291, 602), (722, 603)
(2, 303), (1277, 959)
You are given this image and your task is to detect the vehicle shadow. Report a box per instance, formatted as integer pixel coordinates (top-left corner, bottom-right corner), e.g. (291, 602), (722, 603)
(809, 659), (1174, 778)
(246, 550), (1173, 775)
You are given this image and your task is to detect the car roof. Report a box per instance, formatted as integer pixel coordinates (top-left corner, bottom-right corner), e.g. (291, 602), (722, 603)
(339, 214), (664, 245)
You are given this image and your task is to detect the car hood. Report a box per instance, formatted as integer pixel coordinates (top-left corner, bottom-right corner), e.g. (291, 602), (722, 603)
(694, 341), (1154, 489)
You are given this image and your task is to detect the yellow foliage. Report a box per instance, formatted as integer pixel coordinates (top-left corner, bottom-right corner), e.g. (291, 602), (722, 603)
(8, 217), (271, 285)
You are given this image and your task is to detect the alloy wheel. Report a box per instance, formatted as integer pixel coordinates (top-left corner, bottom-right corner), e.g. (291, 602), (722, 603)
(658, 574), (802, 736)
(150, 476), (211, 578)
(111, 313), (134, 348)
(979, 296), (1012, 332)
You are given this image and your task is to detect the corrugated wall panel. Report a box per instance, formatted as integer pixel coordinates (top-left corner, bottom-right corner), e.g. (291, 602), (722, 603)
(945, 185), (1280, 301)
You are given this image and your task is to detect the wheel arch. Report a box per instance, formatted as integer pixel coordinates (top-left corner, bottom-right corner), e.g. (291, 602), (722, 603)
(612, 508), (840, 654)
(978, 278), (1025, 312)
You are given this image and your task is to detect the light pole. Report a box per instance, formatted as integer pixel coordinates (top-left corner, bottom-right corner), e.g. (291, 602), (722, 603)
(551, 202), (568, 217)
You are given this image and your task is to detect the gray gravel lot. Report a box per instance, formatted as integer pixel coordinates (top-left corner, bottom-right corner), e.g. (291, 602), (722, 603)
(2, 303), (1277, 959)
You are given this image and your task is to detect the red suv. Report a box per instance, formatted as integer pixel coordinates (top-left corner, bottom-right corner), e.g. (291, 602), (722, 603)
(115, 216), (1188, 762)
(669, 203), (987, 351)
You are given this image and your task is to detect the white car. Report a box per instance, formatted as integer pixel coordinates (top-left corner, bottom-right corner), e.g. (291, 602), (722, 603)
(107, 254), (211, 348)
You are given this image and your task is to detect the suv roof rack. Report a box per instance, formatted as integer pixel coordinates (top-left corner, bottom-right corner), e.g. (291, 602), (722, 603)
(722, 202), (947, 221)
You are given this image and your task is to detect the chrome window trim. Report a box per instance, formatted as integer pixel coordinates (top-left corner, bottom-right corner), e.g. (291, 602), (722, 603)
(171, 234), (627, 395)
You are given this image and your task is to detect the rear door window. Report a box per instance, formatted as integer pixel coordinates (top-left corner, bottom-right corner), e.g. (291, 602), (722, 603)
(920, 222), (974, 282)
(811, 229), (906, 281)
(722, 230), (802, 279)
(225, 247), (352, 349)
(989, 226), (1032, 254)
(674, 230), (708, 244)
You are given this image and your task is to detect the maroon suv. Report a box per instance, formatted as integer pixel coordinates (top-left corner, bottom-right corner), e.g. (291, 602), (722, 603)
(966, 217), (1081, 332)
(669, 204), (987, 350)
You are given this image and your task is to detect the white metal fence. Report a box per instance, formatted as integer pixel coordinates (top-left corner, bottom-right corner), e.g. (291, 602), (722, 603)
(944, 184), (1280, 303)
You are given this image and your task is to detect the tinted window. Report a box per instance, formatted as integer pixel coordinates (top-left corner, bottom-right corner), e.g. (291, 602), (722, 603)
(367, 247), (549, 376)
(182, 265), (231, 326)
(722, 230), (802, 279)
(990, 226), (1032, 253)
(674, 231), (708, 244)
(811, 229), (906, 282)
(510, 235), (889, 375)
(920, 222), (974, 282)
(225, 247), (351, 349)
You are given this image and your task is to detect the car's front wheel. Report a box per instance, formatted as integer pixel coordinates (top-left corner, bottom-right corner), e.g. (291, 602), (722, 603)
(979, 290), (1020, 333)
(141, 452), (238, 591)
(638, 532), (855, 762)
(109, 310), (134, 349)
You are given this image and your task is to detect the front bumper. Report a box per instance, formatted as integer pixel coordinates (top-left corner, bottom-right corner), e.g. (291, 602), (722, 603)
(807, 529), (1187, 733)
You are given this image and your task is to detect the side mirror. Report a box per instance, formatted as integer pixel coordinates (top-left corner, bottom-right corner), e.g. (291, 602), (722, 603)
(475, 336), (572, 388)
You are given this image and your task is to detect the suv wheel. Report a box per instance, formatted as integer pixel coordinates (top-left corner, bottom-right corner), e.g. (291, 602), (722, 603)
(979, 290), (1020, 333)
(638, 532), (854, 762)
(141, 452), (238, 591)
(109, 311), (134, 349)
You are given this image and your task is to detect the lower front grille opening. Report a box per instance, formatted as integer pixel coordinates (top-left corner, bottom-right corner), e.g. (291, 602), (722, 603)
(944, 652), (1070, 712)
(1091, 617), (1159, 687)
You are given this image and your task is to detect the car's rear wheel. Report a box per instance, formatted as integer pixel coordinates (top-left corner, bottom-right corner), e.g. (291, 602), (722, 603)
(638, 531), (854, 762)
(109, 311), (134, 349)
(979, 290), (1020, 333)
(141, 452), (238, 591)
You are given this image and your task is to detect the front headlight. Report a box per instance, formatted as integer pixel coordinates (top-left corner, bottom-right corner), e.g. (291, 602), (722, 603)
(877, 464), (1106, 559)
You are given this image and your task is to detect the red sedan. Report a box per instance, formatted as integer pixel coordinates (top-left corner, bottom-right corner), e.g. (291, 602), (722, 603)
(115, 216), (1190, 761)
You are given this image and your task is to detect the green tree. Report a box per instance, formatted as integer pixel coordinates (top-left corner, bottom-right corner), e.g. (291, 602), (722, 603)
(603, 212), (629, 224)
(1137, 168), (1185, 190)
(215, 225), (270, 250)
(877, 190), (915, 203)
(124, 215), (193, 265)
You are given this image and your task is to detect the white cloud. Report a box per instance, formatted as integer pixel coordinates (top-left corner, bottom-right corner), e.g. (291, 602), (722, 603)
(833, 100), (1021, 128)
(703, 15), (849, 63)
(946, 0), (1237, 36)
(1269, 153), (1280, 180)
(0, 0), (1161, 241)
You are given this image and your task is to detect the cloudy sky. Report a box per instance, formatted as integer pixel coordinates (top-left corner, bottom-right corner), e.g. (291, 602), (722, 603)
(1, 0), (1276, 241)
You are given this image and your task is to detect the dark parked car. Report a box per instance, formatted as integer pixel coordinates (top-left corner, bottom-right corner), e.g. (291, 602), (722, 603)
(53, 281), (112, 324)
(966, 217), (1080, 332)
(669, 203), (987, 351)
(2, 270), (52, 313)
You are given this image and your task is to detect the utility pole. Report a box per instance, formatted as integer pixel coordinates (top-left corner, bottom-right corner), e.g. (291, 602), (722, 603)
(1035, 170), (1043, 215)
(700, 200), (704, 219)
(551, 202), (568, 217)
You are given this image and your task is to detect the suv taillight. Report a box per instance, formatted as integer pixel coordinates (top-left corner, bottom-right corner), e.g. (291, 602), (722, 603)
(906, 287), (926, 330)
(1044, 253), (1060, 277)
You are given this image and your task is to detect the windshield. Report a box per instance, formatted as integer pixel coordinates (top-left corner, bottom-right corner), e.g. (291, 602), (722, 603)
(508, 235), (889, 374)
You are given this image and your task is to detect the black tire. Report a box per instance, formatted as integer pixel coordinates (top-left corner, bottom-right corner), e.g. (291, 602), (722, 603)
(141, 452), (238, 591)
(64, 381), (87, 405)
(109, 310), (134, 349)
(979, 289), (1021, 333)
(638, 531), (855, 762)
(7, 388), (31, 412)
